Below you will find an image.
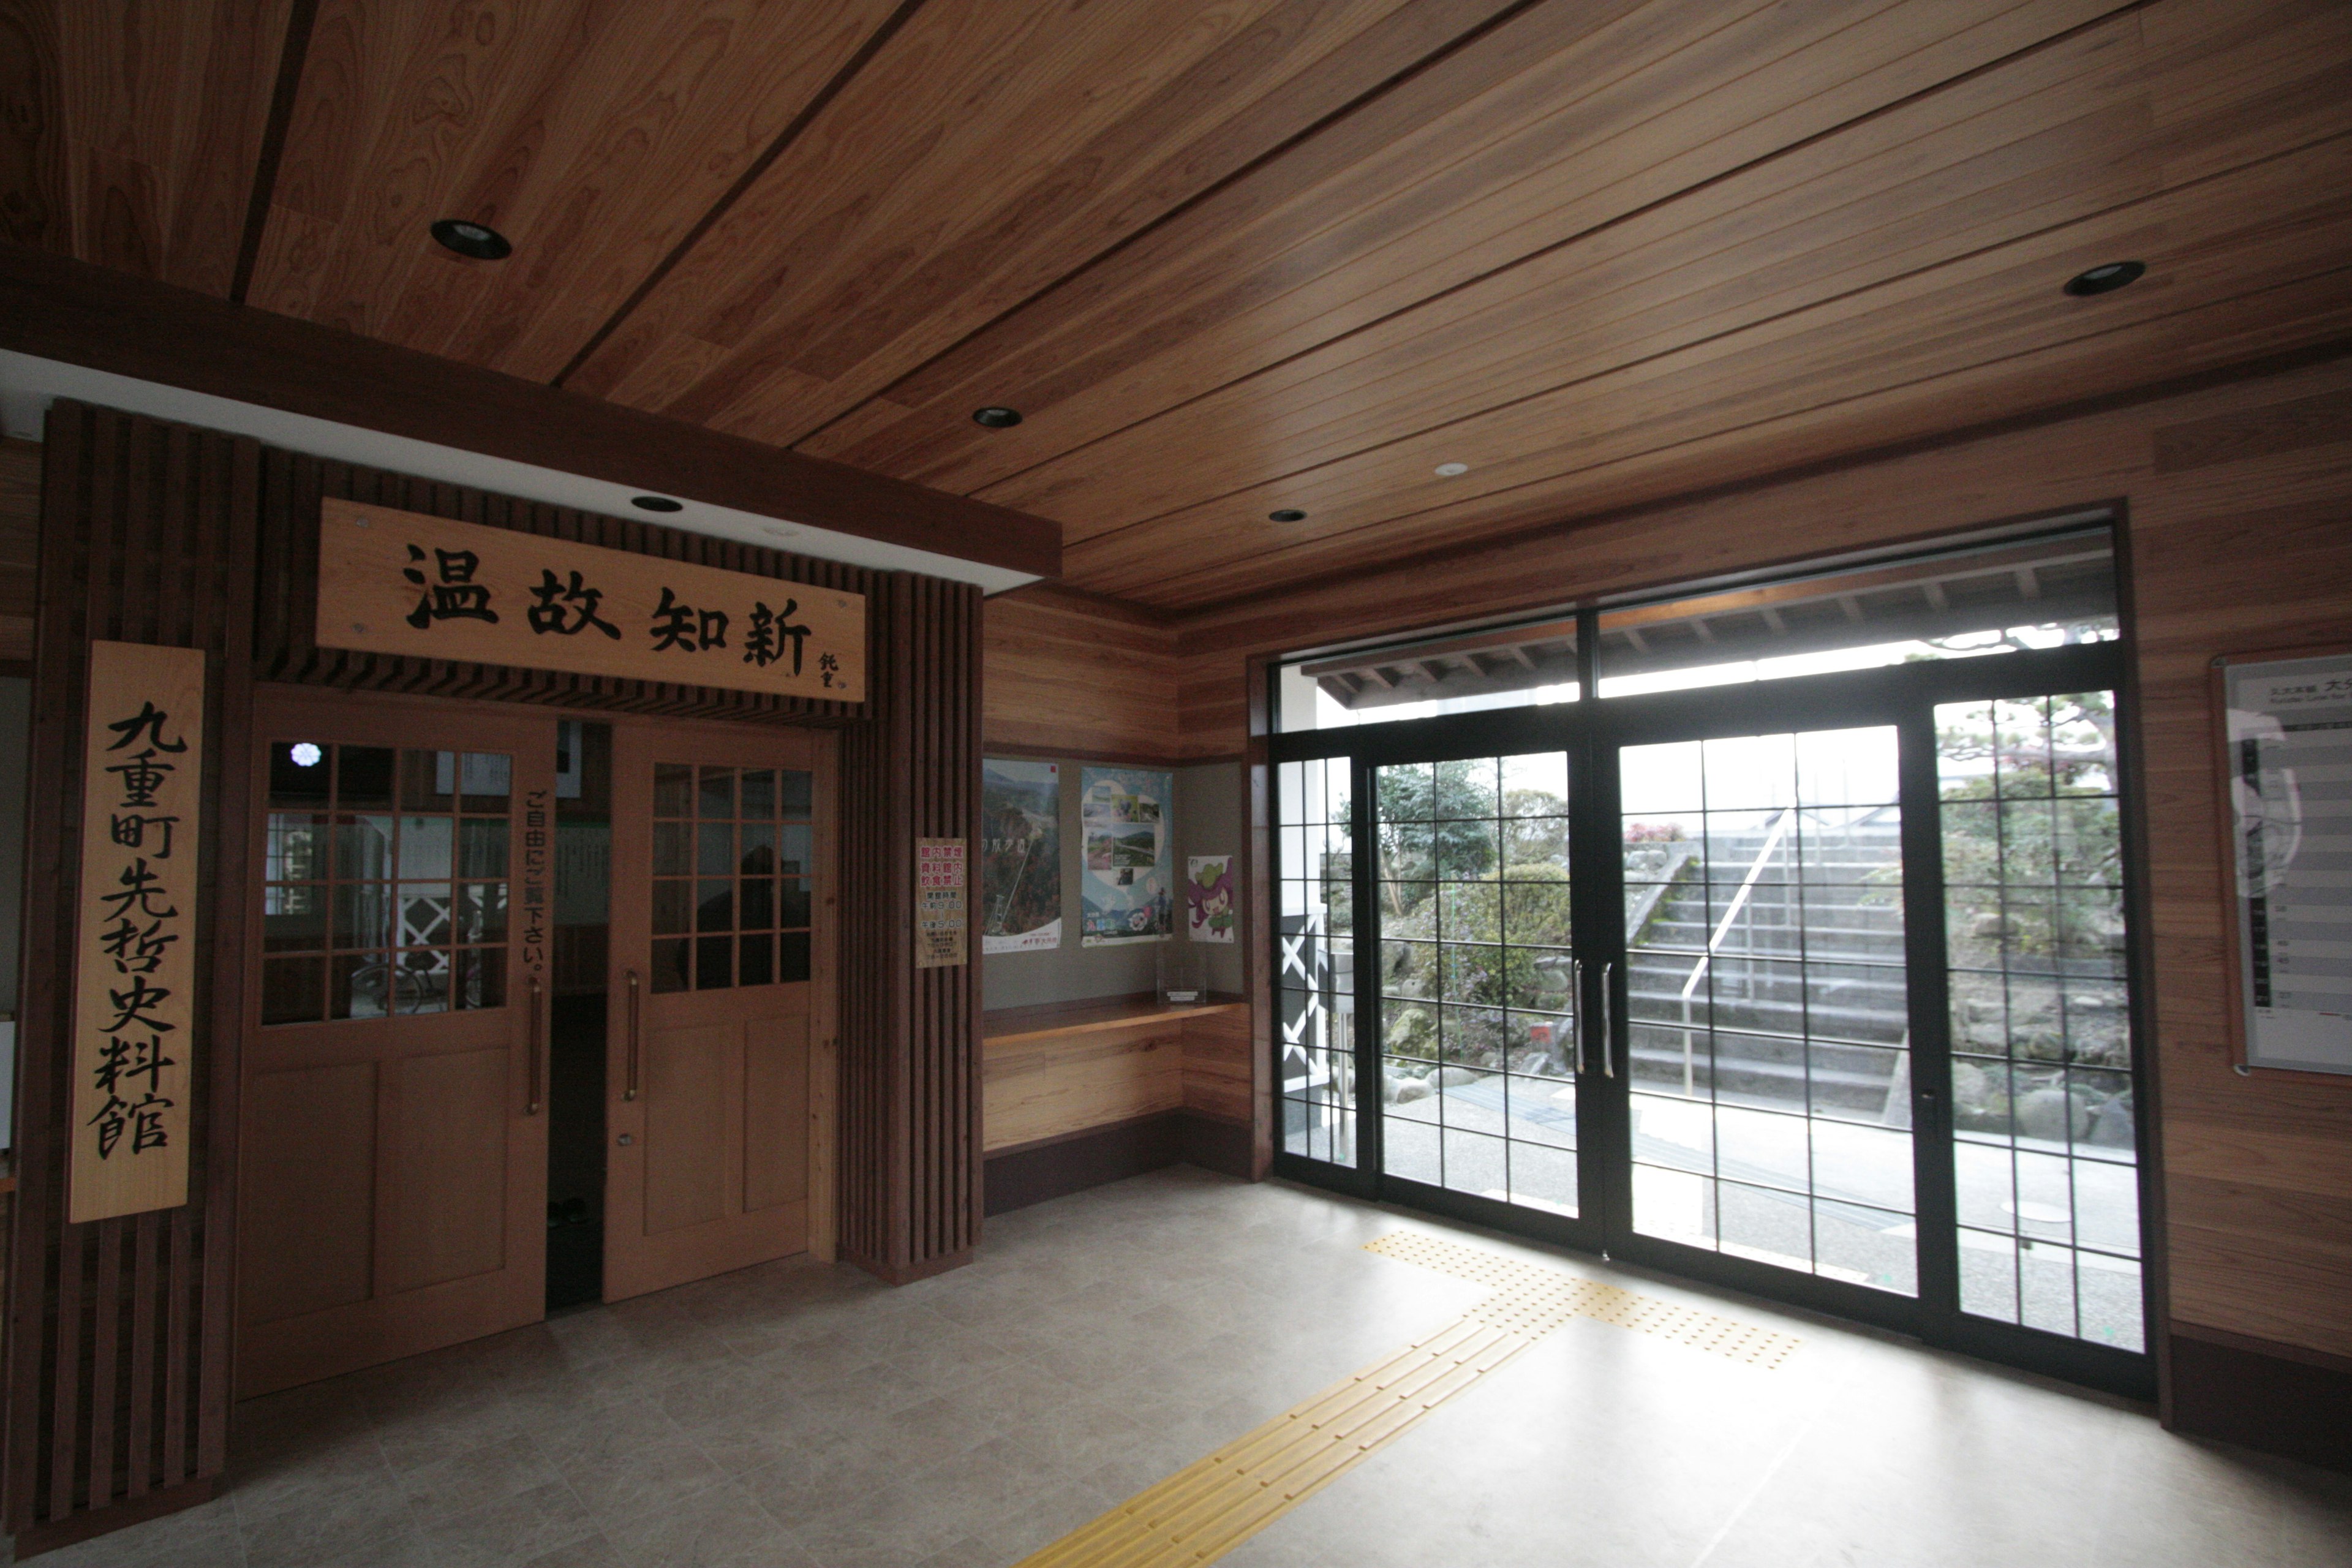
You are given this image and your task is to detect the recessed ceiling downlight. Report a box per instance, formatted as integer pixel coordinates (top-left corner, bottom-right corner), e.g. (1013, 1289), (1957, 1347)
(631, 495), (684, 513)
(431, 219), (513, 260)
(2063, 260), (2143, 297)
(290, 742), (323, 768)
(1434, 462), (1469, 477)
(972, 406), (1022, 429)
(1269, 508), (1307, 523)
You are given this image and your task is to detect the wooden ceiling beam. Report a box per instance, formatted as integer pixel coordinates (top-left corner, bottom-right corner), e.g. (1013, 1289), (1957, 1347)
(0, 247), (1062, 577)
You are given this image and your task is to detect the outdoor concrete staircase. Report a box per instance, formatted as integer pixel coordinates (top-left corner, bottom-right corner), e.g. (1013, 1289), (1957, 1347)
(1625, 812), (1910, 1124)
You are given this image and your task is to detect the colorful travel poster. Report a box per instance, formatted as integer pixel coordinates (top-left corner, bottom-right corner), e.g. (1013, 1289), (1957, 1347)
(1080, 766), (1172, 946)
(981, 760), (1061, 953)
(1187, 856), (1235, 943)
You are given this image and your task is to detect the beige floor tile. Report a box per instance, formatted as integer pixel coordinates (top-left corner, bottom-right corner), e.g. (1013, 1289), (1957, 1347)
(23, 1167), (2350, 1568)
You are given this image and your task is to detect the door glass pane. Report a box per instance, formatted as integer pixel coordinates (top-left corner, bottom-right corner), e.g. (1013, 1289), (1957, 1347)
(1274, 758), (1357, 1168)
(1939, 693), (2142, 1350)
(1374, 753), (1577, 1214)
(652, 762), (814, 993)
(1622, 728), (1913, 1293)
(262, 741), (508, 1022)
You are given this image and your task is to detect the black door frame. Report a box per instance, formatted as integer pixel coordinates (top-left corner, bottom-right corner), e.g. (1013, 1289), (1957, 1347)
(1270, 623), (2154, 1398)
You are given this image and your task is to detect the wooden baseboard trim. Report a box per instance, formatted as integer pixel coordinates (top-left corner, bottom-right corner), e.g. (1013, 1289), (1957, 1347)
(2172, 1321), (2352, 1378)
(2168, 1322), (2352, 1473)
(981, 1110), (1260, 1216)
(846, 1246), (974, 1287)
(985, 1112), (1184, 1215)
(1179, 1113), (1254, 1180)
(12, 1476), (216, 1559)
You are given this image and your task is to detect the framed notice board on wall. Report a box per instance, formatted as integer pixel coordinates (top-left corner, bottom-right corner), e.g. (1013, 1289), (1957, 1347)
(2218, 647), (2352, 1075)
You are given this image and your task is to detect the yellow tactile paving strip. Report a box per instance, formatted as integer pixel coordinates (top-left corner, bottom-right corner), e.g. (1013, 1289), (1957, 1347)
(1014, 1231), (1800, 1567)
(1363, 1231), (1802, 1370)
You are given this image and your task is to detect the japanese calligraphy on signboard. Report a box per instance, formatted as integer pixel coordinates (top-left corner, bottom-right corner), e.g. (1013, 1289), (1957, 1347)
(72, 641), (205, 1223)
(522, 785), (551, 983)
(916, 839), (968, 970)
(315, 499), (865, 703)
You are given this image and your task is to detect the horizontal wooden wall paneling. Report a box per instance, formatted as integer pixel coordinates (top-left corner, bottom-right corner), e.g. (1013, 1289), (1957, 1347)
(982, 1022), (1184, 1153)
(0, 250), (1061, 578)
(982, 583), (1178, 763)
(1178, 1005), (1256, 1130)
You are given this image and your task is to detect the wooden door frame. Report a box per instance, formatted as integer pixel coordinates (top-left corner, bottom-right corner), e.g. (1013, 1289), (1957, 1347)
(600, 710), (840, 1267)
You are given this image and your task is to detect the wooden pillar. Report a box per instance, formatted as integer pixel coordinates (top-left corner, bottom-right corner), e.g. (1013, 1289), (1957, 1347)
(4, 403), (258, 1551)
(838, 572), (984, 1283)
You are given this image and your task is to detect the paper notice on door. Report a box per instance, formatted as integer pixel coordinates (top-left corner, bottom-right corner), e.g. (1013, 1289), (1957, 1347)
(916, 838), (968, 970)
(2226, 650), (2352, 1074)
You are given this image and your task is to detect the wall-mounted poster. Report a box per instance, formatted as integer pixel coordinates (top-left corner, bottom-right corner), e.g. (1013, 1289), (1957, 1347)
(1080, 766), (1172, 946)
(1187, 856), (1235, 943)
(2222, 648), (2352, 1074)
(916, 839), (967, 969)
(982, 760), (1061, 953)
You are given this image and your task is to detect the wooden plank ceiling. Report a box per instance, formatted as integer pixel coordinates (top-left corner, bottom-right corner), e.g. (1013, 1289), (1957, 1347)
(7, 0), (2349, 612)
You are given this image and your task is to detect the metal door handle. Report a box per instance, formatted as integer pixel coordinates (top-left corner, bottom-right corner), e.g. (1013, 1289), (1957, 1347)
(624, 969), (641, 1101)
(1571, 958), (1588, 1075)
(527, 975), (545, 1115)
(1600, 962), (1616, 1079)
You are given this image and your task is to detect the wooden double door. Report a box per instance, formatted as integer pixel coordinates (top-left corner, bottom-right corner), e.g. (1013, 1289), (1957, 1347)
(236, 692), (832, 1395)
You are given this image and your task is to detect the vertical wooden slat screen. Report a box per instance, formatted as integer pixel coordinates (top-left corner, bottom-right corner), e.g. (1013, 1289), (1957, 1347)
(5, 402), (258, 1541)
(835, 573), (985, 1282)
(4, 399), (987, 1545)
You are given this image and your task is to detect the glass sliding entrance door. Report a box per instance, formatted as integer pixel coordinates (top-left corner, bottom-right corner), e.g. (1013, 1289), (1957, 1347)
(1617, 728), (1917, 1298)
(1267, 525), (2151, 1396)
(1374, 753), (1581, 1219)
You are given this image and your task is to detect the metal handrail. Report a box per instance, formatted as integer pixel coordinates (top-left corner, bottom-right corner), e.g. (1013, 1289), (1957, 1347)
(1677, 807), (1796, 1095)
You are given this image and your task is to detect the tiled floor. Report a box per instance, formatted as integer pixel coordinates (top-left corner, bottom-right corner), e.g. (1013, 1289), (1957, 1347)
(20, 1166), (2352, 1568)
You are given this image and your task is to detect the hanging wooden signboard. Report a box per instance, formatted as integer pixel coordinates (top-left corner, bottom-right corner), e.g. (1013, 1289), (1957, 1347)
(315, 498), (867, 703)
(916, 838), (968, 969)
(70, 641), (206, 1223)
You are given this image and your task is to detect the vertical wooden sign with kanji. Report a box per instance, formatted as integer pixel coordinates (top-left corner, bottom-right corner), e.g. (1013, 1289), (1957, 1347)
(70, 641), (206, 1223)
